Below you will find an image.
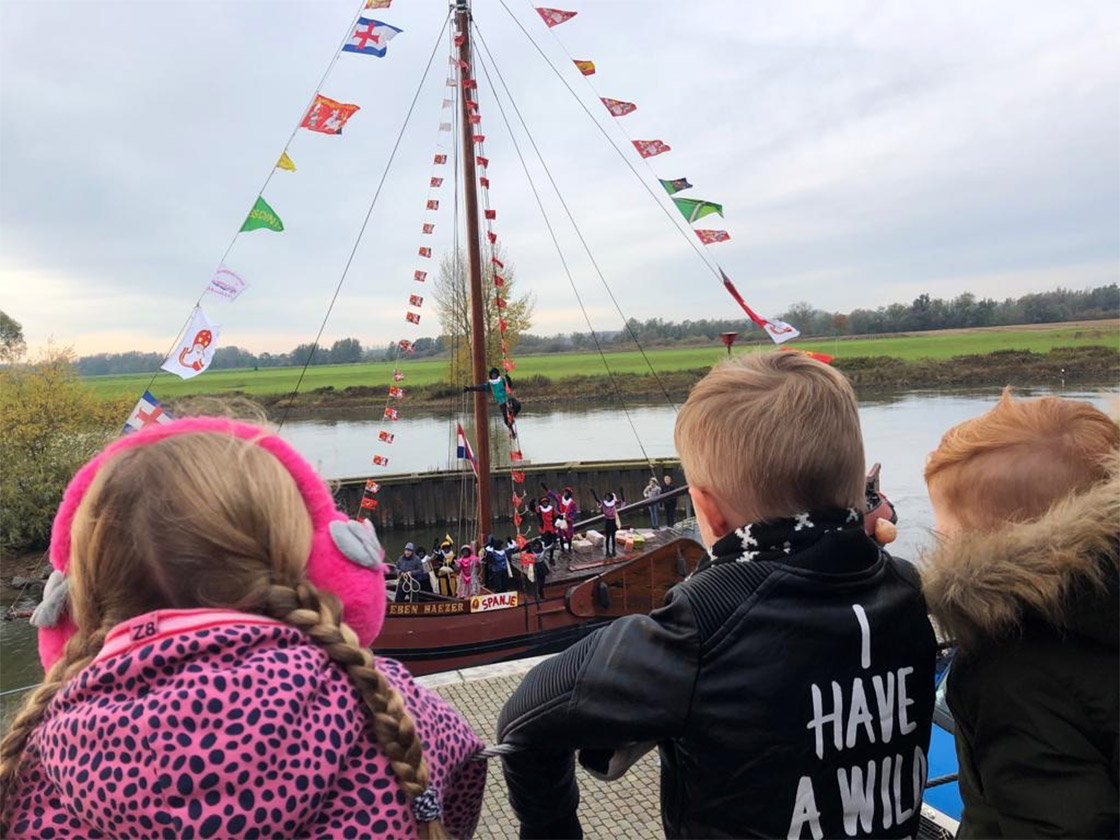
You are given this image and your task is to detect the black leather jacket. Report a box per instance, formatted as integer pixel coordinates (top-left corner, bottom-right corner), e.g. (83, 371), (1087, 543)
(498, 512), (937, 839)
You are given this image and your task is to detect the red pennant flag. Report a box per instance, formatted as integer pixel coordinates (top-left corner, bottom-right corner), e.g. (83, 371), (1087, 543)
(397, 339), (414, 353)
(463, 79), (477, 90)
(500, 339), (509, 355)
(601, 97), (637, 117)
(477, 156), (489, 168)
(719, 267), (801, 344)
(502, 358), (515, 372)
(409, 294), (423, 307)
(430, 177), (443, 188)
(301, 94), (360, 135)
(536, 7), (577, 27)
(510, 450), (523, 462)
(365, 479), (381, 493)
(491, 256), (504, 268)
(467, 100), (479, 112)
(372, 454), (389, 466)
(512, 470), (526, 483)
(473, 134), (486, 143)
(422, 223), (435, 234)
(378, 431), (395, 443)
(388, 386), (404, 399)
(632, 139), (671, 158)
(455, 58), (469, 71)
(485, 209), (496, 220)
(426, 199), (439, 211)
(696, 230), (731, 244)
(495, 296), (507, 309)
(493, 274), (505, 287)
(406, 311), (421, 324)
(434, 154), (447, 164)
(413, 270), (427, 282)
(393, 369), (405, 382)
(385, 407), (400, 420)
(515, 533), (528, 549)
(781, 347), (835, 364)
(487, 231), (498, 244)
(573, 59), (595, 76)
(469, 114), (481, 125)
(499, 317), (508, 332)
(480, 176), (490, 188)
(513, 511), (523, 527)
(360, 496), (378, 510)
(418, 247), (432, 258)
(454, 32), (465, 47)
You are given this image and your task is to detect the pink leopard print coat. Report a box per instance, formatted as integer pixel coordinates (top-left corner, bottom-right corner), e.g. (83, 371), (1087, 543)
(7, 610), (486, 839)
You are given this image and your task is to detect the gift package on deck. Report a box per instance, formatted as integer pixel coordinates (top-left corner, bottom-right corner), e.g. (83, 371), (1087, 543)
(572, 538), (594, 554)
(584, 530), (605, 547)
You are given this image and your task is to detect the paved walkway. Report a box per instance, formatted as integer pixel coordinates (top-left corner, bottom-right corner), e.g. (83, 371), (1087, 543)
(421, 659), (663, 839)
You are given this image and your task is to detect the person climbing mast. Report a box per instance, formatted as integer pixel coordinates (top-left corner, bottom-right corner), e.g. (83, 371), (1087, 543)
(464, 367), (521, 431)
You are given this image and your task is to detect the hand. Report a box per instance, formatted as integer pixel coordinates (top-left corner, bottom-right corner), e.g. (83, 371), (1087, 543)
(462, 385), (471, 392)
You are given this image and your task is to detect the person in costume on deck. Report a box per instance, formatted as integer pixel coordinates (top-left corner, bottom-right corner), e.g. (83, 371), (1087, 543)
(643, 476), (662, 528)
(530, 538), (551, 600)
(4, 417), (485, 839)
(485, 537), (511, 594)
(457, 544), (480, 597)
(921, 392), (1119, 839)
(557, 487), (578, 554)
(464, 367), (520, 430)
(436, 538), (458, 597)
(590, 489), (623, 557)
(497, 352), (935, 839)
(661, 473), (678, 529)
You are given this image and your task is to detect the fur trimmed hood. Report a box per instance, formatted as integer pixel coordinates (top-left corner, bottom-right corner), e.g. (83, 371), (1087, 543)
(921, 458), (1120, 651)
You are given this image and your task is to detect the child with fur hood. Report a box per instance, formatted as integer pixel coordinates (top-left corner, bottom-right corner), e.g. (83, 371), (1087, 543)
(921, 391), (1119, 838)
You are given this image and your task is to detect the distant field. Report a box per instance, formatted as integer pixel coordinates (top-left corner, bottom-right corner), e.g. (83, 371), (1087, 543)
(82, 322), (1119, 401)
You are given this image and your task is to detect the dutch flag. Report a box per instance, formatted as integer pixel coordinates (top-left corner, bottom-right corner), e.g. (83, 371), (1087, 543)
(342, 17), (402, 57)
(456, 424), (478, 477)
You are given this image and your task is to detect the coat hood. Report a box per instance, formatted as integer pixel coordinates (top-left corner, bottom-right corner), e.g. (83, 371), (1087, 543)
(921, 459), (1120, 651)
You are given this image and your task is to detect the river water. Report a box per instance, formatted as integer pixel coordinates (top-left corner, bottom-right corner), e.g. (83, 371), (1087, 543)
(2, 385), (1113, 707)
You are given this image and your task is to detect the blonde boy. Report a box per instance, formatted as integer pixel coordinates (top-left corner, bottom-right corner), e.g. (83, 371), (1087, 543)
(498, 352), (937, 839)
(922, 391), (1119, 838)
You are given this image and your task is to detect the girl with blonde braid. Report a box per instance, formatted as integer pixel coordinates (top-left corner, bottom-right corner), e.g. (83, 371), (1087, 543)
(0, 417), (485, 839)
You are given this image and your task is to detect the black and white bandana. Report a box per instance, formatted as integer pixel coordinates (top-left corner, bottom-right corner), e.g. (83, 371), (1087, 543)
(698, 507), (863, 573)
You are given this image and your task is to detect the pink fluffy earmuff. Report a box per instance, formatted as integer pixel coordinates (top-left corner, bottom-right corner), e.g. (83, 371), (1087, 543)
(33, 417), (387, 670)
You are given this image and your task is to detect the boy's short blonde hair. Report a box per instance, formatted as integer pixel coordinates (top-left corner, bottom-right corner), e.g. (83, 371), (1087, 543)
(674, 351), (865, 522)
(925, 389), (1118, 531)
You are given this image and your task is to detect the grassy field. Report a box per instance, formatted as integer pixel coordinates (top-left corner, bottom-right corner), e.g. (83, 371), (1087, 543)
(82, 322), (1119, 401)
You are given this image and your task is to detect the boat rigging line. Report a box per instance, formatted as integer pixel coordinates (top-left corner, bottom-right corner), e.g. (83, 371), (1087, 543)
(473, 22), (679, 414)
(496, 0), (725, 282)
(468, 28), (656, 469)
(276, 11), (453, 430)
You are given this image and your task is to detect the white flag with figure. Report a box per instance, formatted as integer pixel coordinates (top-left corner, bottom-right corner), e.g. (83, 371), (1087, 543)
(204, 265), (249, 303)
(161, 306), (220, 380)
(762, 317), (800, 344)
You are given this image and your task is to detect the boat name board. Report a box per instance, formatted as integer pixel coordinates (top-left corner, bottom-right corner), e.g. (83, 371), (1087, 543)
(470, 592), (519, 613)
(388, 601), (470, 616)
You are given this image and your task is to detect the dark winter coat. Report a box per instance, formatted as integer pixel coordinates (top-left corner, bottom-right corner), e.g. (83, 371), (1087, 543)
(498, 508), (937, 839)
(922, 464), (1120, 839)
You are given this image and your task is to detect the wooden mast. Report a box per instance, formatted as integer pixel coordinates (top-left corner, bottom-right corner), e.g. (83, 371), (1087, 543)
(455, 0), (492, 549)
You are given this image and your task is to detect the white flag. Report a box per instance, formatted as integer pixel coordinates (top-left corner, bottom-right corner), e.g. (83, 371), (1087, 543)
(204, 265), (249, 303)
(161, 306), (220, 380)
(762, 317), (800, 344)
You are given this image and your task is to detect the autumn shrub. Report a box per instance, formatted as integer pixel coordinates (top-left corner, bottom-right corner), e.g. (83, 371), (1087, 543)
(0, 350), (128, 553)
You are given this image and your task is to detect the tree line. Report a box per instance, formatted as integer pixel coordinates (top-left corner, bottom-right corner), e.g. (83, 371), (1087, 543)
(67, 283), (1117, 375)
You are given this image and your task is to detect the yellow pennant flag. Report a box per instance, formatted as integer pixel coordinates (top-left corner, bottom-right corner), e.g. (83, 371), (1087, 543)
(275, 151), (296, 172)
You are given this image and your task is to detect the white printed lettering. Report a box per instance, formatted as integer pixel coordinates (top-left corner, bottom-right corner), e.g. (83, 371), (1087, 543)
(807, 682), (844, 759)
(845, 677), (877, 749)
(852, 604), (871, 670)
(837, 761), (876, 836)
(871, 671), (895, 743)
(787, 776), (824, 840)
(898, 666), (916, 735)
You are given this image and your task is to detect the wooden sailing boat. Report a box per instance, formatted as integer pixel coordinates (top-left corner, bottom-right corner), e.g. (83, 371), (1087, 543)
(370, 0), (704, 675)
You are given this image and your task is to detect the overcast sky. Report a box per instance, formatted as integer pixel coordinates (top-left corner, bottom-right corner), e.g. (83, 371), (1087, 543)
(2, 0), (1117, 356)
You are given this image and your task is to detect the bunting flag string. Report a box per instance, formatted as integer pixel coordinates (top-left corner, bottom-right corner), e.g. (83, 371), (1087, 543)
(672, 197), (723, 223)
(275, 151), (297, 172)
(536, 7), (578, 28)
(719, 268), (801, 345)
(342, 18), (402, 58)
(632, 139), (671, 158)
(573, 59), (596, 76)
(365, 0), (391, 8)
(377, 431), (393, 444)
(122, 391), (174, 434)
(240, 196), (284, 233)
(659, 177), (691, 195)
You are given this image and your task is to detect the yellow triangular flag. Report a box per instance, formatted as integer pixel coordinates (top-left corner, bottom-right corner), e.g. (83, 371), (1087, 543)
(276, 151), (296, 172)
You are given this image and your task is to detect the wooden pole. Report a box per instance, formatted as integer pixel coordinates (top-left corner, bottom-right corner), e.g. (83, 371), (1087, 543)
(456, 1), (492, 548)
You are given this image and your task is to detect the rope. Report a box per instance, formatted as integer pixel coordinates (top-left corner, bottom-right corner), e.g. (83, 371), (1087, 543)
(473, 22), (679, 415)
(469, 31), (655, 468)
(276, 10), (453, 430)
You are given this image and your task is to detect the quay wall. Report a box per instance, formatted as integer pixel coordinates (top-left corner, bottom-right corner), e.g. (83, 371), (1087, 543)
(332, 458), (687, 529)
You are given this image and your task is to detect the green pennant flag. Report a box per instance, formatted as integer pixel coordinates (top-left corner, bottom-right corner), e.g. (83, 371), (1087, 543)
(660, 177), (692, 195)
(240, 196), (284, 233)
(672, 197), (723, 224)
